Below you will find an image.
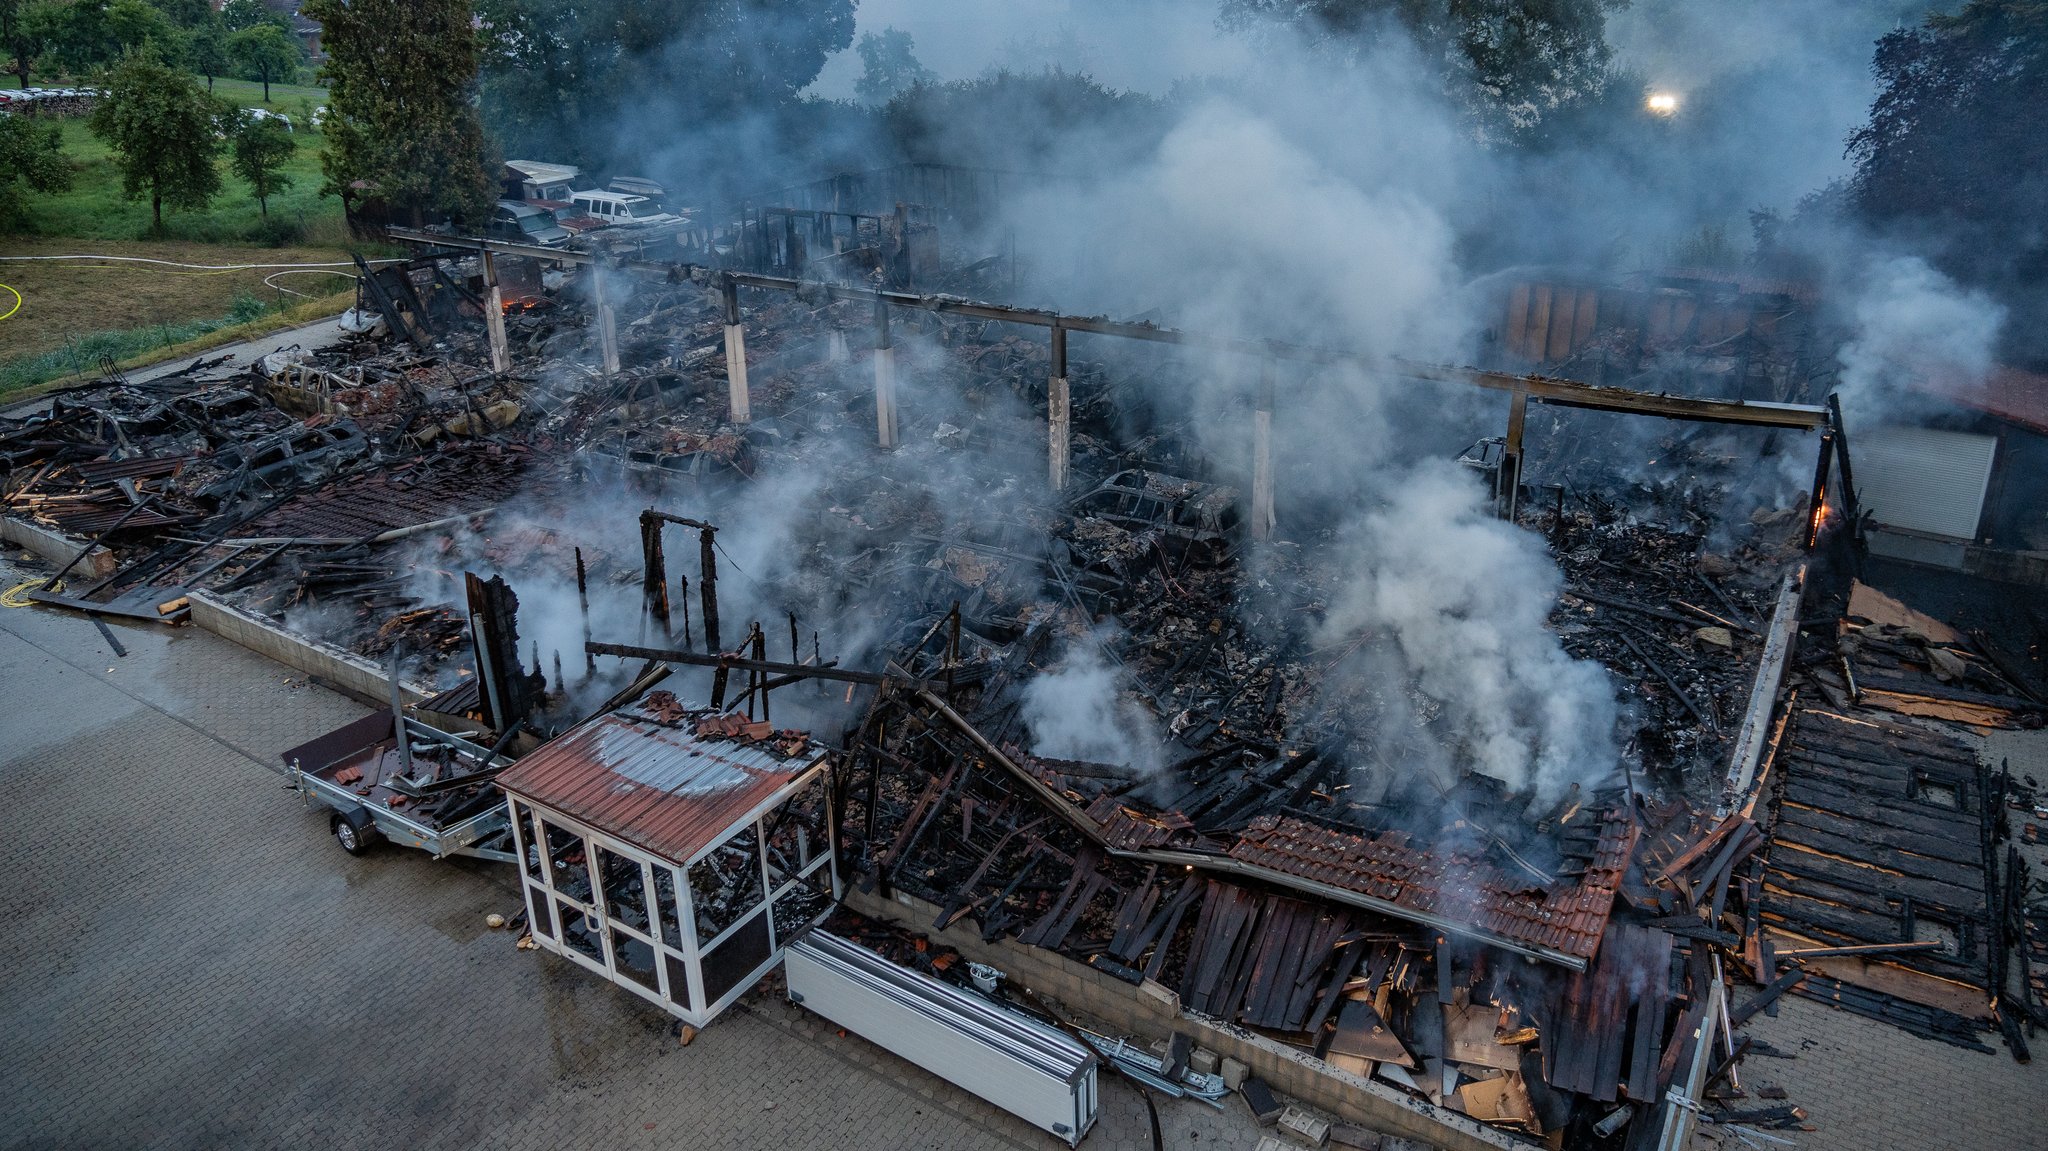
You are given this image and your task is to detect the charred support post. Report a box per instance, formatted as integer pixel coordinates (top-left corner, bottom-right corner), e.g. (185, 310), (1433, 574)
(1826, 393), (1860, 539)
(592, 265), (621, 378)
(873, 296), (899, 448)
(1048, 324), (1070, 491)
(480, 251), (510, 376)
(1498, 388), (1528, 521)
(640, 510), (671, 638)
(638, 510), (730, 707)
(1251, 361), (1277, 540)
(574, 546), (594, 678)
(721, 275), (751, 425)
(465, 572), (540, 730)
(1805, 429), (1835, 550)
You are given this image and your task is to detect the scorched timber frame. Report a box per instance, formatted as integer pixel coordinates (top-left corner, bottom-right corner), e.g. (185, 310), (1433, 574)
(383, 228), (1833, 527)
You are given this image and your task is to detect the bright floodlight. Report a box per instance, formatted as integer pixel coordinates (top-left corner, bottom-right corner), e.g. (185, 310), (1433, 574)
(1646, 92), (1679, 116)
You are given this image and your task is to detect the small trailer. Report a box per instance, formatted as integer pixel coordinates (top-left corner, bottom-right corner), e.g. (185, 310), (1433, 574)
(784, 930), (1098, 1146)
(281, 711), (516, 863)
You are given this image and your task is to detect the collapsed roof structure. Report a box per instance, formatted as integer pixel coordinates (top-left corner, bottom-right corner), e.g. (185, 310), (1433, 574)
(4, 170), (2042, 1150)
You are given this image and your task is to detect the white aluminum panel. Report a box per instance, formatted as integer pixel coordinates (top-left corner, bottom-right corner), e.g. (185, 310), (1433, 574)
(1855, 425), (1998, 540)
(785, 934), (1096, 1146)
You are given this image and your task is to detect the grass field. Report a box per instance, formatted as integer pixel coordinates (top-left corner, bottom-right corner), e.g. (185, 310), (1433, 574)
(0, 73), (363, 393)
(9, 77), (343, 244)
(0, 287), (355, 398)
(0, 236), (358, 361)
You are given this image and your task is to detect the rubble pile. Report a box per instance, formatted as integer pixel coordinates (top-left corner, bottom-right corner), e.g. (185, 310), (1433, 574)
(16, 234), (2040, 1151)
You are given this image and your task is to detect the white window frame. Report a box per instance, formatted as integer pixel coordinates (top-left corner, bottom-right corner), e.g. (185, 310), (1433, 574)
(502, 758), (837, 1026)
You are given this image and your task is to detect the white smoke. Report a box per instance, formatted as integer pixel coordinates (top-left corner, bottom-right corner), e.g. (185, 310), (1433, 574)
(1835, 255), (2007, 431)
(1020, 630), (1165, 775)
(1314, 460), (1618, 802)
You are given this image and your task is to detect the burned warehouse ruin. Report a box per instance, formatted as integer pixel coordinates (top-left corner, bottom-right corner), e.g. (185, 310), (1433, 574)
(6, 141), (2046, 1151)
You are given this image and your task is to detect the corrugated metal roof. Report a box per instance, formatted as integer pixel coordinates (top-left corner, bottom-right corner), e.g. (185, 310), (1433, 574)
(498, 708), (825, 864)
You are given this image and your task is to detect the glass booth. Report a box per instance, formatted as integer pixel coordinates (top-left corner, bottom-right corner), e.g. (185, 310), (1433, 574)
(505, 749), (836, 1025)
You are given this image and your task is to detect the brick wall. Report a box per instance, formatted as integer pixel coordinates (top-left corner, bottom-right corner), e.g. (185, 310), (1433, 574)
(841, 886), (1524, 1151)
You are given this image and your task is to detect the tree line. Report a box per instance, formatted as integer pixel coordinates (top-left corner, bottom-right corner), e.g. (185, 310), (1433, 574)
(3, 0), (2037, 342)
(2, 0), (304, 98)
(0, 47), (294, 233)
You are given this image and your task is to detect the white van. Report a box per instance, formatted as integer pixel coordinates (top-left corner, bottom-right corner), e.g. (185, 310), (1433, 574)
(568, 191), (677, 228)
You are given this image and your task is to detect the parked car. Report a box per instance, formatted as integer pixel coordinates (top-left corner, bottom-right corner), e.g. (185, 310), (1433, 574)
(240, 107), (293, 132)
(487, 200), (572, 248)
(569, 190), (678, 228)
(528, 199), (606, 237)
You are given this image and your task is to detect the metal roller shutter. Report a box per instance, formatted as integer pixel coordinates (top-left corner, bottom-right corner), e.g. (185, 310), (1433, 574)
(1853, 425), (1998, 540)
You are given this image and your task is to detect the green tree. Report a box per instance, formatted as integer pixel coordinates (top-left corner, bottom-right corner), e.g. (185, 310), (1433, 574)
(1848, 1), (2047, 295)
(305, 0), (494, 226)
(36, 0), (179, 75)
(882, 69), (1166, 172)
(855, 26), (935, 104)
(0, 111), (70, 226)
(230, 110), (293, 215)
(186, 11), (225, 89)
(87, 50), (225, 233)
(474, 0), (855, 172)
(1, 0), (53, 87)
(1217, 0), (1624, 134)
(146, 0), (210, 27)
(219, 0), (285, 33)
(227, 20), (297, 100)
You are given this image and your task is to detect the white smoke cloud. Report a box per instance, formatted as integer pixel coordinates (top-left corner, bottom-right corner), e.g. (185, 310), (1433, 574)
(1314, 460), (1618, 802)
(1835, 255), (2007, 432)
(1020, 630), (1165, 775)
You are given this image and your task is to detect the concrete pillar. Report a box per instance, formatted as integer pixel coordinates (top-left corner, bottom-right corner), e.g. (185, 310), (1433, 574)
(592, 265), (620, 378)
(827, 329), (849, 362)
(1048, 324), (1070, 491)
(873, 299), (898, 449)
(721, 277), (750, 424)
(1251, 360), (1276, 540)
(1498, 387), (1527, 521)
(480, 251), (510, 376)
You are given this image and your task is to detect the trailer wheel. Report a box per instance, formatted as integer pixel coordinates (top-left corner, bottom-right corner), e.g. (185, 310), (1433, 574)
(332, 809), (380, 856)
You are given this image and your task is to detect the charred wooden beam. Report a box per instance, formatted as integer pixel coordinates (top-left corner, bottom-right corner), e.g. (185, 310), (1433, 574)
(383, 228), (1831, 430)
(587, 641), (951, 691)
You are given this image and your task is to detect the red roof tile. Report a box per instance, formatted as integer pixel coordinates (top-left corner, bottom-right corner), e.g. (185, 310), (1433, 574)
(1911, 363), (2048, 436)
(1226, 810), (1635, 962)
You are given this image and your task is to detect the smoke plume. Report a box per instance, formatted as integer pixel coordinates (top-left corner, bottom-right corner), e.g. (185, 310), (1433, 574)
(1315, 461), (1618, 802)
(1021, 630), (1167, 775)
